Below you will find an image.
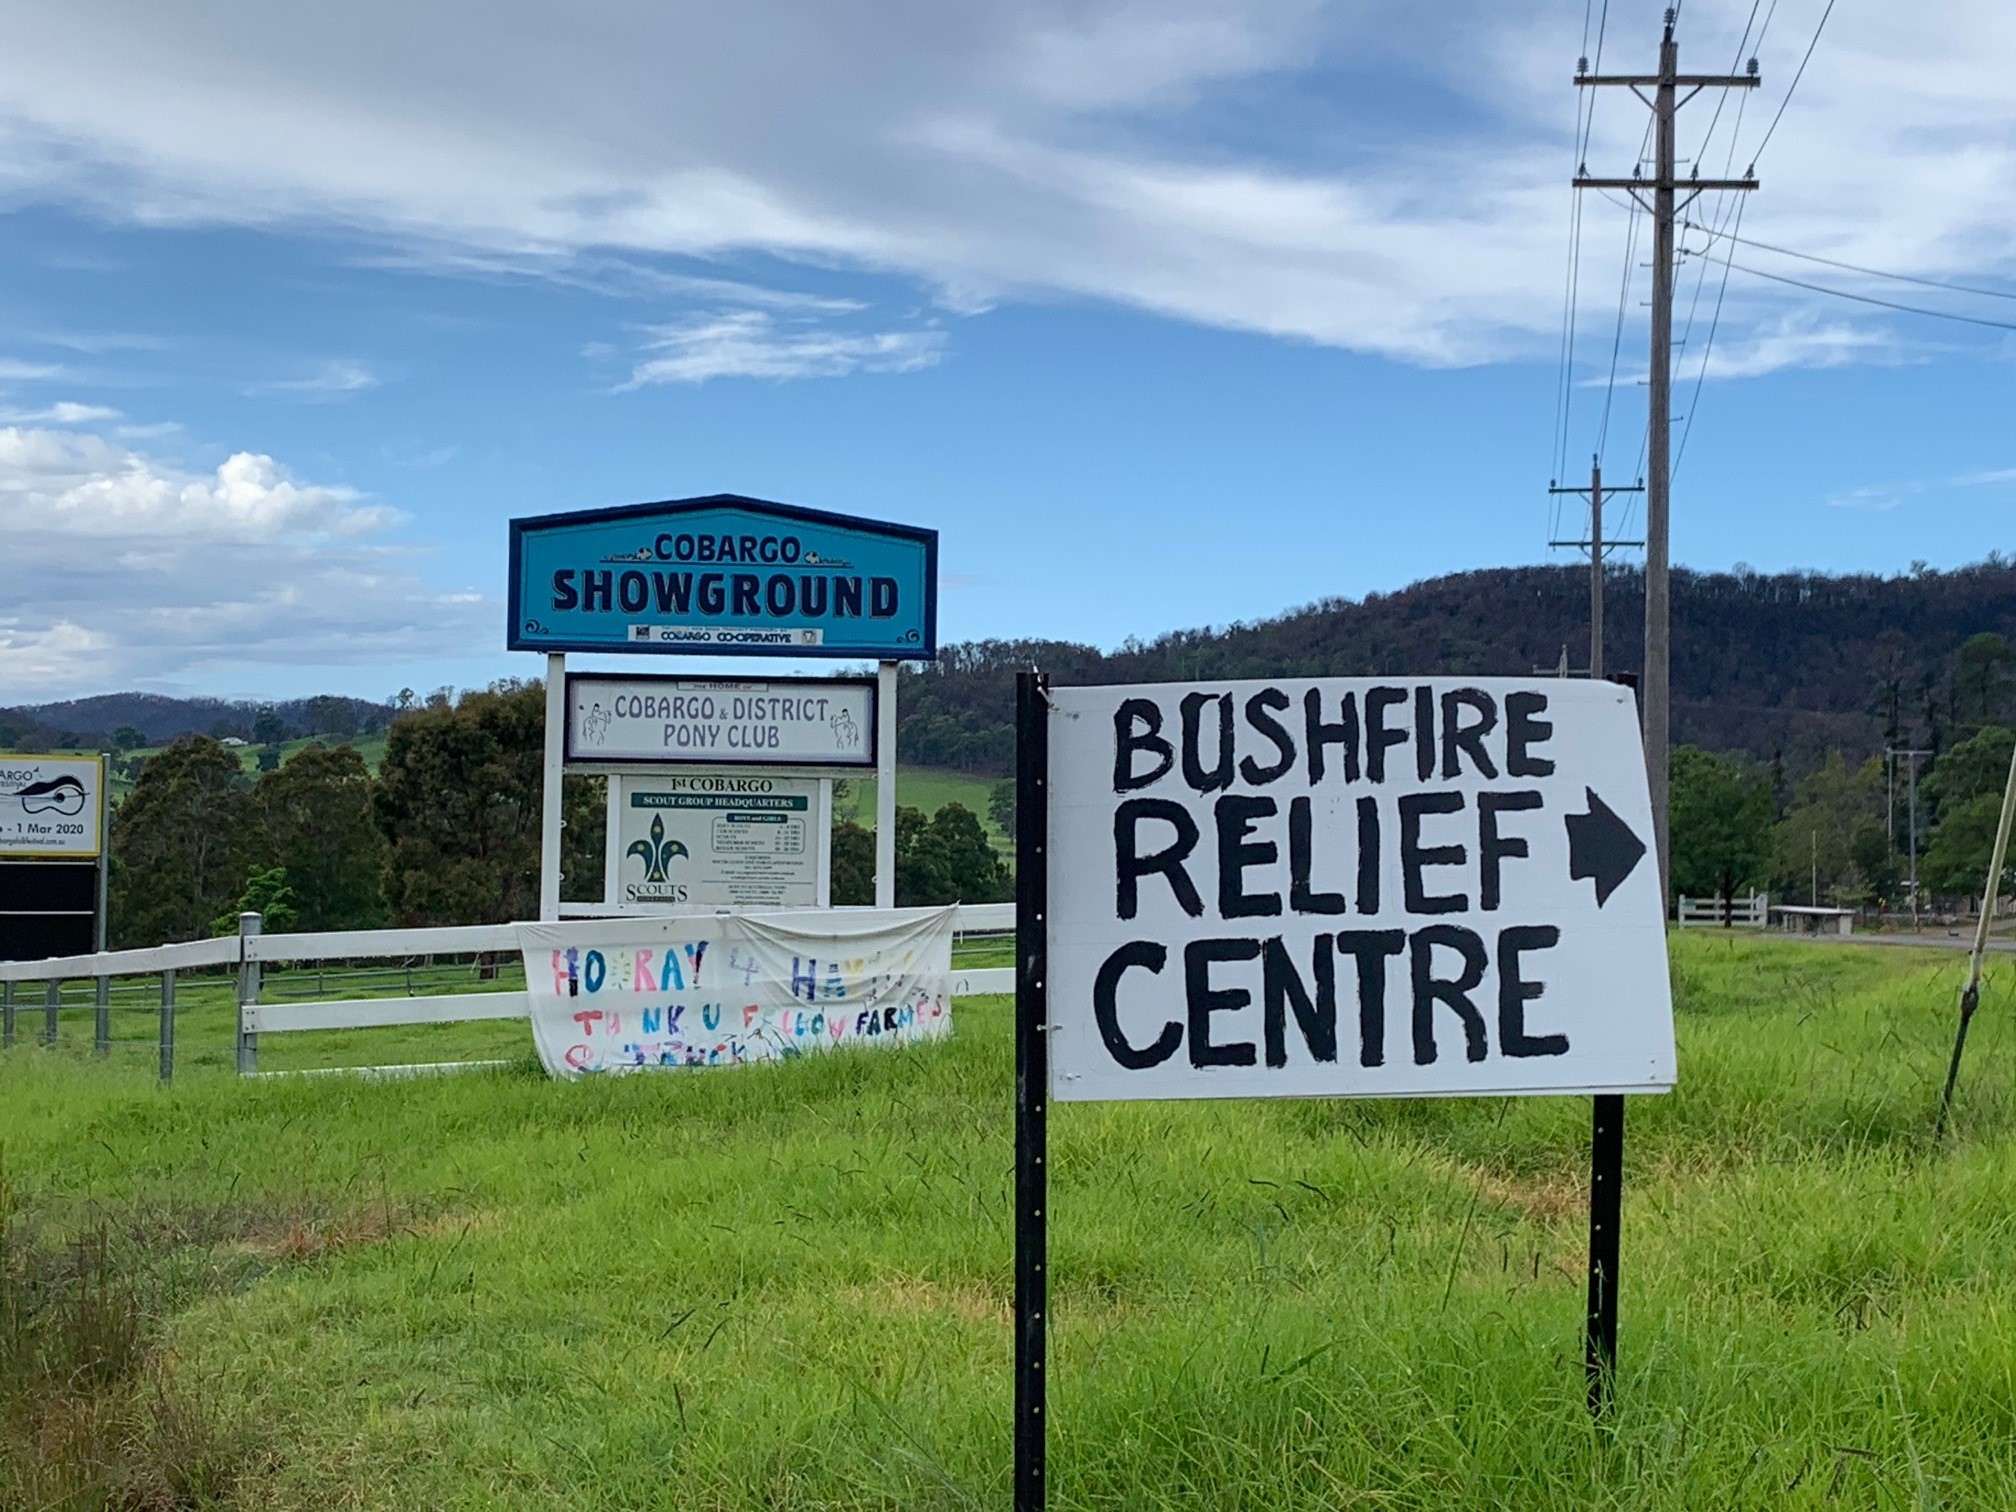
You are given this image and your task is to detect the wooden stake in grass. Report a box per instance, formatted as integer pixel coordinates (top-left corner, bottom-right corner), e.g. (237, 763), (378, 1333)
(1935, 740), (2016, 1140)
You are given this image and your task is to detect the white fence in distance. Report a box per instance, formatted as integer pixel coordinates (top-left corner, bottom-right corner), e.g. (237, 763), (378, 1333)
(0, 903), (1015, 1079)
(1674, 893), (1769, 928)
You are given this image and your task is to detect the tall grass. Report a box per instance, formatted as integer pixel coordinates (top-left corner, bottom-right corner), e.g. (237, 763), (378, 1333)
(2, 933), (2013, 1508)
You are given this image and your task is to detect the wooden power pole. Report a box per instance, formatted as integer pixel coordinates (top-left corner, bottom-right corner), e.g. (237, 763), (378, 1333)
(1551, 457), (1644, 681)
(1573, 10), (1758, 903)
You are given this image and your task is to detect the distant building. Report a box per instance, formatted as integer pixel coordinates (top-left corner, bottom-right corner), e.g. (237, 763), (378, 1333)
(220, 736), (249, 747)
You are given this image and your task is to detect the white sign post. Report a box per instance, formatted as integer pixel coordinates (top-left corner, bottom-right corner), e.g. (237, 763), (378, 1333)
(1012, 674), (1671, 1506)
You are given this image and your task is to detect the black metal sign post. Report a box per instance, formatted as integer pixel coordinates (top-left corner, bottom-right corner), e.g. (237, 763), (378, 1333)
(1013, 671), (1050, 1512)
(1585, 1093), (1624, 1413)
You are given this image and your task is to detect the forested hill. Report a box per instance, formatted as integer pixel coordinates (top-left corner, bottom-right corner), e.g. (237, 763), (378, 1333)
(897, 559), (2016, 777)
(7, 560), (2011, 778)
(0, 692), (391, 751)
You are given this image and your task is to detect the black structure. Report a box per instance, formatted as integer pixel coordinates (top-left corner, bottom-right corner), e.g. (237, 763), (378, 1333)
(1585, 668), (1642, 1414)
(1013, 671), (1050, 1512)
(1584, 1093), (1624, 1411)
(0, 859), (97, 961)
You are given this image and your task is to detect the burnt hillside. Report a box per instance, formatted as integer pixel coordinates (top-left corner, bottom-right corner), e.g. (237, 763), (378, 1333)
(895, 559), (2016, 776)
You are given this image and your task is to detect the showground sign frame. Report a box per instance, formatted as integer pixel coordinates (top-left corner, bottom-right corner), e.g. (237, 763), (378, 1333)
(508, 493), (938, 661)
(1012, 670), (1671, 1509)
(516, 494), (938, 921)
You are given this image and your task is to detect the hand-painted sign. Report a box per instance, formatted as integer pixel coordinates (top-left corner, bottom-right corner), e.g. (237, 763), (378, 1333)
(1043, 678), (1672, 1102)
(509, 494), (937, 659)
(0, 756), (104, 858)
(518, 907), (954, 1076)
(612, 773), (827, 909)
(567, 674), (874, 767)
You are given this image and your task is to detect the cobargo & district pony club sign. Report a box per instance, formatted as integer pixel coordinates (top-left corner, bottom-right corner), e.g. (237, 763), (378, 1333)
(509, 493), (937, 660)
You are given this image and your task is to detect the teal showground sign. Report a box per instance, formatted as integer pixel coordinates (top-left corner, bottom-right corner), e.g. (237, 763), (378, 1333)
(509, 494), (937, 660)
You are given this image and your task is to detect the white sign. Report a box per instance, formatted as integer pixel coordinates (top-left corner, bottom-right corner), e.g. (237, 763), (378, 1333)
(611, 773), (828, 909)
(0, 755), (104, 858)
(1045, 678), (1673, 1102)
(519, 907), (955, 1077)
(567, 674), (874, 766)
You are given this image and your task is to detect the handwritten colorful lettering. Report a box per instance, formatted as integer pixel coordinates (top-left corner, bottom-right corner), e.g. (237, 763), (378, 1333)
(518, 906), (955, 1077)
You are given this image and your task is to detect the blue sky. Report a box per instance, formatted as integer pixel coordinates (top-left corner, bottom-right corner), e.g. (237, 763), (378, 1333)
(0, 0), (2011, 704)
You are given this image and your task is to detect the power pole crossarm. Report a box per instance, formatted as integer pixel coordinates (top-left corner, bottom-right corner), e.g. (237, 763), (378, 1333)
(1574, 74), (1760, 87)
(1573, 177), (1759, 192)
(1571, 8), (1759, 906)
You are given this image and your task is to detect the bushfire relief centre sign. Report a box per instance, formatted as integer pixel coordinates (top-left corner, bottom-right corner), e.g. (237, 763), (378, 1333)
(1044, 676), (1673, 1101)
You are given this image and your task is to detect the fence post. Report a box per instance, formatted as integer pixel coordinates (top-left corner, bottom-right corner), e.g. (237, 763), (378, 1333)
(236, 911), (262, 1076)
(44, 980), (60, 1045)
(95, 974), (111, 1058)
(160, 970), (176, 1084)
(3, 980), (14, 1048)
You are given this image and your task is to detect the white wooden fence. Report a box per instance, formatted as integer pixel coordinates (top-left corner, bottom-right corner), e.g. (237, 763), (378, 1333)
(0, 904), (1014, 1080)
(1674, 893), (1769, 928)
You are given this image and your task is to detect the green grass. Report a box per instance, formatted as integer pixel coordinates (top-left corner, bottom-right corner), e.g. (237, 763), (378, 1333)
(6, 934), (2016, 1507)
(836, 767), (1011, 851)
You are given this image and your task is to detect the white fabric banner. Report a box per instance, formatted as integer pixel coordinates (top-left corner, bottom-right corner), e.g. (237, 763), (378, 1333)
(518, 906), (956, 1077)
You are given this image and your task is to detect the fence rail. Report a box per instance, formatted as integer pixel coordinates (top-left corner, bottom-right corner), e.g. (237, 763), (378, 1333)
(1674, 893), (1769, 928)
(0, 902), (1016, 1080)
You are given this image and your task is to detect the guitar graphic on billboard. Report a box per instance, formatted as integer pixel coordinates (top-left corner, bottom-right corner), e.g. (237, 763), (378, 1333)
(0, 774), (88, 816)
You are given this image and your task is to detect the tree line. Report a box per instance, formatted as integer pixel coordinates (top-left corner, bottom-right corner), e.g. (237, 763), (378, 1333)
(107, 681), (1009, 947)
(1671, 633), (2016, 917)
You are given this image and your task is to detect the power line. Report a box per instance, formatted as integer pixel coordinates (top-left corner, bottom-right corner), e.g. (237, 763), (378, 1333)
(1747, 0), (1836, 167)
(1680, 220), (2016, 301)
(1708, 258), (2016, 330)
(1551, 0), (1613, 497)
(1673, 194), (1747, 481)
(1670, 14), (1761, 484)
(1691, 0), (1762, 170)
(1596, 201), (1642, 462)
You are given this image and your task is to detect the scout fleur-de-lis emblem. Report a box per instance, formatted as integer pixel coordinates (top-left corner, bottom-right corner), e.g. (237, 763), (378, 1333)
(626, 813), (688, 883)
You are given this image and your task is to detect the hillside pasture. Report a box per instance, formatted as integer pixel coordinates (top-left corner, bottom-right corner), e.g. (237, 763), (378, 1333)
(4, 934), (2016, 1508)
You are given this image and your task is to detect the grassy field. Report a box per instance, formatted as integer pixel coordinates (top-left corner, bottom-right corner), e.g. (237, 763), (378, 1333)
(834, 767), (1012, 851)
(5, 933), (2016, 1508)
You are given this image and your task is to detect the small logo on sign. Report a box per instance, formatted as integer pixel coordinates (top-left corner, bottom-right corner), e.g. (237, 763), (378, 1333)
(627, 813), (690, 884)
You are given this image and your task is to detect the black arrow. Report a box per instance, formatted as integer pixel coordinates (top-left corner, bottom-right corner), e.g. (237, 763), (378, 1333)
(1565, 788), (1646, 907)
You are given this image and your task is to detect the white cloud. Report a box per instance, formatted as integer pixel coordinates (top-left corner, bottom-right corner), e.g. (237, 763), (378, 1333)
(1826, 483), (1922, 512)
(1954, 467), (2016, 486)
(0, 401), (122, 424)
(621, 310), (946, 385)
(33, 331), (166, 354)
(0, 359), (64, 381)
(0, 427), (486, 698)
(1655, 312), (1923, 382)
(243, 359), (379, 399)
(0, 2), (2006, 366)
